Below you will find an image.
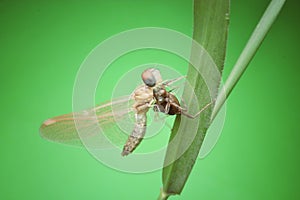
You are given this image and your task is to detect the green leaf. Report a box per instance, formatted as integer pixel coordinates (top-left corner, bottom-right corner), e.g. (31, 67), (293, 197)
(160, 0), (229, 197)
(159, 0), (286, 199)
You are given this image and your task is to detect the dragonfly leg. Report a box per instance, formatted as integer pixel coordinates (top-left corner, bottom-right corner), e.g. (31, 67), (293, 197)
(178, 97), (188, 112)
(169, 101), (187, 112)
(167, 99), (215, 119)
(167, 85), (180, 93)
(164, 102), (171, 114)
(134, 98), (156, 112)
(179, 101), (215, 119)
(162, 75), (186, 86)
(152, 105), (174, 129)
(153, 104), (164, 112)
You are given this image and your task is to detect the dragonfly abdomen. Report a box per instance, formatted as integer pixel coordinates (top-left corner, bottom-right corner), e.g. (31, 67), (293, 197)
(122, 112), (147, 156)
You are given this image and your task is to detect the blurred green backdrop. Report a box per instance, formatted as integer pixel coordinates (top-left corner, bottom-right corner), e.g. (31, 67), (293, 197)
(0, 0), (299, 199)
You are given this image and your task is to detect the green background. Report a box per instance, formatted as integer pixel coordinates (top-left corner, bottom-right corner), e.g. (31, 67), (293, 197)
(1, 0), (299, 199)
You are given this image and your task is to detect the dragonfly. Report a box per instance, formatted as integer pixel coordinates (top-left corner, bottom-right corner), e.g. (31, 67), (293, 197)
(40, 68), (213, 156)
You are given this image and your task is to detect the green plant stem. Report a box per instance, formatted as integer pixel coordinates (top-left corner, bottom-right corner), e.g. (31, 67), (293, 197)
(160, 0), (229, 198)
(157, 189), (171, 200)
(212, 0), (286, 119)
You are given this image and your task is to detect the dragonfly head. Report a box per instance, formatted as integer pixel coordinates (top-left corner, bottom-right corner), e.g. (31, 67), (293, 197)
(142, 68), (162, 87)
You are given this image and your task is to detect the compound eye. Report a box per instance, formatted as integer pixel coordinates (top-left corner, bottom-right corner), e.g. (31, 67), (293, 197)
(142, 69), (156, 87)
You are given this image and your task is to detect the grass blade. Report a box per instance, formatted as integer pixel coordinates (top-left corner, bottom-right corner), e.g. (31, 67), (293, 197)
(159, 0), (286, 199)
(212, 0), (286, 119)
(160, 0), (229, 198)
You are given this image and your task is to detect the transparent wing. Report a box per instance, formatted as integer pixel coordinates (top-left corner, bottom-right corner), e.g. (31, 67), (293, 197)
(39, 96), (135, 148)
(39, 76), (187, 149)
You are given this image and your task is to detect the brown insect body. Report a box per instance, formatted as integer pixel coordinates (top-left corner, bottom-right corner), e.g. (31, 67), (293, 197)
(122, 68), (183, 156)
(153, 85), (181, 116)
(122, 68), (161, 156)
(40, 68), (213, 157)
(121, 85), (152, 156)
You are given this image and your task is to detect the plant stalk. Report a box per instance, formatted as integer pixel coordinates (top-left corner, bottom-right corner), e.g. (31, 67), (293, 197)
(212, 0), (286, 119)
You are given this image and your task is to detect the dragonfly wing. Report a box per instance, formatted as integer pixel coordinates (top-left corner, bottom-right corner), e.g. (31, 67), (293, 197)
(40, 112), (84, 147)
(39, 96), (135, 148)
